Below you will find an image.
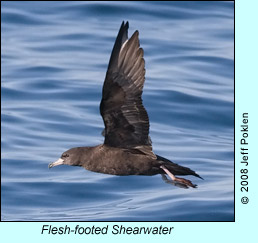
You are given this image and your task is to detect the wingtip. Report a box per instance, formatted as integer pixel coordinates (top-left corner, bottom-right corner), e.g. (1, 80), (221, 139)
(118, 21), (129, 36)
(121, 21), (129, 28)
(131, 30), (139, 39)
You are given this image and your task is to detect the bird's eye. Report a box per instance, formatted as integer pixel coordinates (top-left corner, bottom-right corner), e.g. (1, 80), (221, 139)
(62, 154), (69, 158)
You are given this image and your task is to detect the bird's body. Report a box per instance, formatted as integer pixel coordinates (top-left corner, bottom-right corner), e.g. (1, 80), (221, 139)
(49, 21), (202, 188)
(67, 145), (157, 176)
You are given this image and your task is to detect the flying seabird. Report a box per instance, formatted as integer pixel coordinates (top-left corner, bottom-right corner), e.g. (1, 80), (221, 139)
(49, 21), (202, 188)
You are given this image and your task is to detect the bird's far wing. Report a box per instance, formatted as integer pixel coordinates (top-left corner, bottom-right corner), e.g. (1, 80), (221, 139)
(100, 21), (152, 151)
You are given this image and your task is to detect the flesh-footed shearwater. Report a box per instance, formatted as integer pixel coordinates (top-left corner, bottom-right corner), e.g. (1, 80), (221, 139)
(49, 21), (202, 188)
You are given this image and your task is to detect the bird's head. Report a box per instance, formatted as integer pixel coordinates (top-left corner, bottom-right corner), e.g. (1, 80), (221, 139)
(49, 148), (81, 168)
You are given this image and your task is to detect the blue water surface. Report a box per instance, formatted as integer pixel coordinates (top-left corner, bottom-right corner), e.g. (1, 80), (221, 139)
(1, 1), (234, 221)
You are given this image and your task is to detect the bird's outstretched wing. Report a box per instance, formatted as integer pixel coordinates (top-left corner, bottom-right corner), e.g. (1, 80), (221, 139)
(100, 21), (151, 150)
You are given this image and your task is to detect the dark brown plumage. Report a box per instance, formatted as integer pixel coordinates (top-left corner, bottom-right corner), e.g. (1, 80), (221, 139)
(49, 21), (202, 188)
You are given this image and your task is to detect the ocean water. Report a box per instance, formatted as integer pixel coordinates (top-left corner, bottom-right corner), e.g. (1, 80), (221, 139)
(1, 1), (234, 221)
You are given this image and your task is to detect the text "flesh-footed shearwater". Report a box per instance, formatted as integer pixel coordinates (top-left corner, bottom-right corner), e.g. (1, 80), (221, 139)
(49, 21), (203, 188)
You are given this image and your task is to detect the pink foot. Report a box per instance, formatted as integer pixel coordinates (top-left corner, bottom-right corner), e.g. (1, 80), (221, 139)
(174, 177), (197, 188)
(160, 165), (197, 188)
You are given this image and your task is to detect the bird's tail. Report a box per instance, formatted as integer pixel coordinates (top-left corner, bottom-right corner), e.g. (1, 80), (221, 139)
(156, 155), (203, 179)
